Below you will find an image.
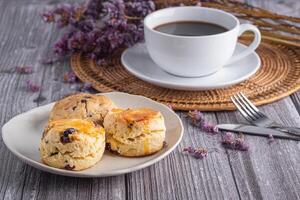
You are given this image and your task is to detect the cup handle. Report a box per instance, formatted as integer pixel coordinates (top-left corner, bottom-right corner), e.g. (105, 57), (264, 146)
(227, 24), (261, 65)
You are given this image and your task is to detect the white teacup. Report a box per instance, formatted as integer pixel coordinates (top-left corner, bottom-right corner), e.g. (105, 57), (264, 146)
(144, 6), (261, 77)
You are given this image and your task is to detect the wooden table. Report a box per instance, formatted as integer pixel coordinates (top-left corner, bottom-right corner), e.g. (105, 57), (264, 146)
(0, 1), (299, 199)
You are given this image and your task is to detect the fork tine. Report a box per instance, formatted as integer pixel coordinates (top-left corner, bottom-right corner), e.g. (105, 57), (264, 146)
(233, 94), (257, 120)
(236, 92), (260, 119)
(239, 92), (265, 117)
(231, 96), (255, 122)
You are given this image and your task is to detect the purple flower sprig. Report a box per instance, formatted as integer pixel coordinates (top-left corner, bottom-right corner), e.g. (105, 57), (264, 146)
(70, 82), (93, 92)
(221, 132), (249, 151)
(187, 110), (218, 134)
(41, 3), (87, 27)
(16, 66), (33, 74)
(25, 80), (40, 93)
(183, 146), (208, 159)
(63, 71), (77, 83)
(41, 0), (156, 65)
(41, 11), (55, 23)
(187, 110), (251, 152)
(80, 82), (92, 91)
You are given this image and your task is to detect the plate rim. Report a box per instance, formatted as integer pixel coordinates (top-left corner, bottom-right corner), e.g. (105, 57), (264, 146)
(2, 92), (184, 177)
(121, 43), (261, 91)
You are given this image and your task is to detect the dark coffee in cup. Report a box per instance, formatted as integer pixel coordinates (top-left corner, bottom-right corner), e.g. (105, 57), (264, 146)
(154, 21), (228, 36)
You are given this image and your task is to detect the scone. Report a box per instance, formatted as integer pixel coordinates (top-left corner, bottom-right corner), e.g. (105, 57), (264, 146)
(40, 119), (105, 171)
(49, 93), (116, 125)
(103, 108), (166, 157)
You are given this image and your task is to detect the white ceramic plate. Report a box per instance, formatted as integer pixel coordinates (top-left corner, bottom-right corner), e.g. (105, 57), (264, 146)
(121, 43), (261, 90)
(2, 92), (183, 177)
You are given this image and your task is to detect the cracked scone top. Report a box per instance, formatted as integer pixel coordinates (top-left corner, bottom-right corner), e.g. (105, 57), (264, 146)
(49, 93), (116, 125)
(104, 108), (166, 157)
(40, 119), (105, 171)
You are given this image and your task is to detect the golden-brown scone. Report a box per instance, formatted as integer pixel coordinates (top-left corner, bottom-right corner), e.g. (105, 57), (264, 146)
(103, 108), (166, 157)
(40, 119), (106, 171)
(49, 93), (116, 125)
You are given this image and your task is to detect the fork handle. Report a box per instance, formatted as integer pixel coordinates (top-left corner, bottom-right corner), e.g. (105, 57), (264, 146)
(271, 126), (300, 137)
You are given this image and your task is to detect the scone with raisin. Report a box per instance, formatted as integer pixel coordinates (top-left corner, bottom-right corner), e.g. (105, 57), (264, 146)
(49, 93), (116, 125)
(40, 119), (105, 171)
(103, 108), (166, 157)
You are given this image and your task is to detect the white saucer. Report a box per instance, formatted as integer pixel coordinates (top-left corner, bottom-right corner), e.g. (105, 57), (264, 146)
(2, 92), (183, 177)
(121, 43), (261, 91)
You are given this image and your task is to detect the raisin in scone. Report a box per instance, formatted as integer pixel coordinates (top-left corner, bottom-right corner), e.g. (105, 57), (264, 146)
(40, 119), (105, 171)
(49, 93), (116, 125)
(103, 108), (166, 157)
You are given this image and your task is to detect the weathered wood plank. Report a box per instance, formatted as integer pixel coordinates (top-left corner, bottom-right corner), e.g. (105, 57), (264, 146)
(245, 0), (300, 16)
(0, 1), (49, 199)
(216, 97), (300, 200)
(291, 91), (300, 115)
(220, 2), (300, 199)
(0, 1), (126, 200)
(126, 112), (240, 200)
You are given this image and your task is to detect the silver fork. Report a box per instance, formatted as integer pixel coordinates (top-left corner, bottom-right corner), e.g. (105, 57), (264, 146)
(231, 92), (300, 137)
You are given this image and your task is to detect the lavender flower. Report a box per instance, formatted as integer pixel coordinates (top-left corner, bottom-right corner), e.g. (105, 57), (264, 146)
(187, 111), (250, 151)
(63, 71), (77, 83)
(41, 0), (155, 64)
(73, 82), (93, 92)
(126, 0), (155, 18)
(222, 132), (234, 143)
(53, 3), (73, 27)
(221, 132), (249, 151)
(81, 82), (92, 91)
(85, 0), (103, 19)
(234, 137), (249, 151)
(187, 110), (218, 134)
(39, 55), (60, 64)
(16, 65), (33, 74)
(53, 33), (70, 55)
(41, 11), (55, 23)
(202, 123), (219, 133)
(187, 110), (204, 125)
(68, 31), (86, 50)
(26, 80), (40, 92)
(183, 147), (208, 159)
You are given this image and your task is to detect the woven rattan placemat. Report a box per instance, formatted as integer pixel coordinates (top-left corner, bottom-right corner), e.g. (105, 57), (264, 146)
(70, 1), (300, 111)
